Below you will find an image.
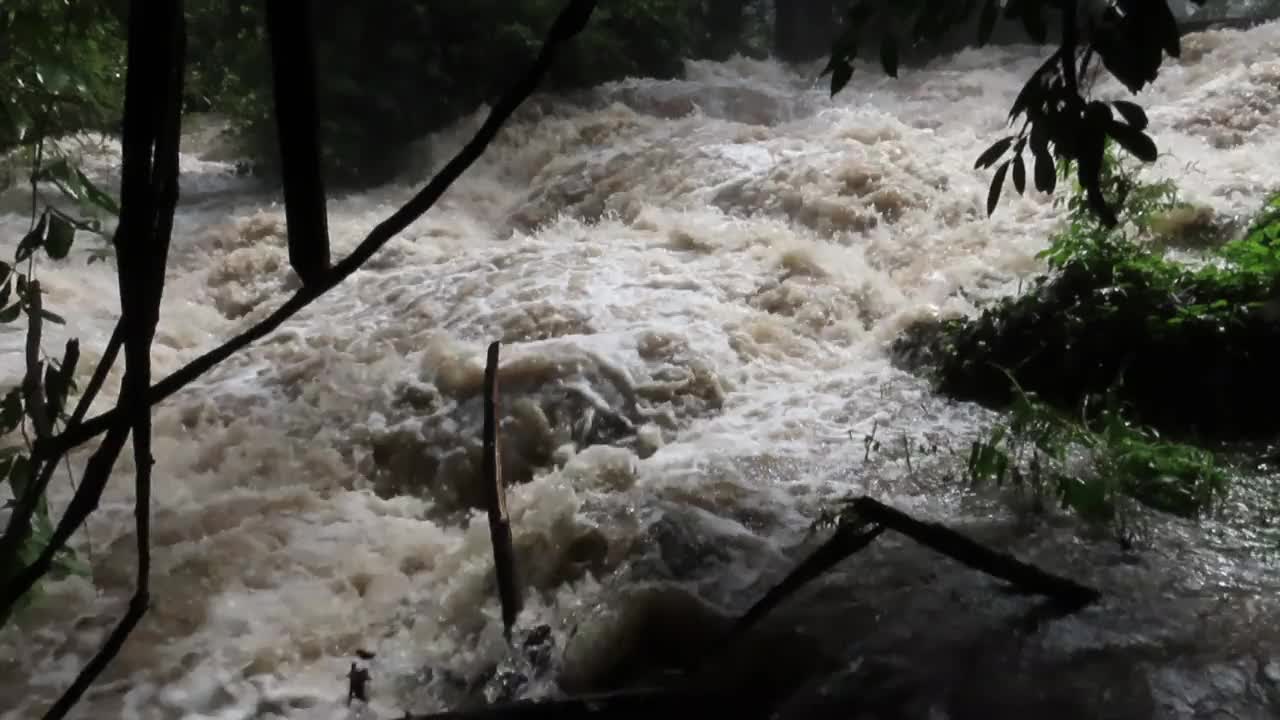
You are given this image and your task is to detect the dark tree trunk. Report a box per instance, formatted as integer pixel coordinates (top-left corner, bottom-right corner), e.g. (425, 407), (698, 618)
(774, 0), (834, 63)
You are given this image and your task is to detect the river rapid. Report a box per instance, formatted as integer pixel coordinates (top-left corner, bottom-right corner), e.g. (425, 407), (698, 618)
(2, 21), (1280, 720)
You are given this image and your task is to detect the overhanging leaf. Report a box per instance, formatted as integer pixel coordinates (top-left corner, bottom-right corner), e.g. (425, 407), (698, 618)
(1012, 153), (1026, 195)
(1, 387), (22, 433)
(1033, 143), (1056, 194)
(974, 136), (1014, 170)
(45, 213), (75, 260)
(16, 213), (47, 262)
(1108, 121), (1158, 163)
(988, 160), (1010, 216)
(1111, 100), (1149, 131)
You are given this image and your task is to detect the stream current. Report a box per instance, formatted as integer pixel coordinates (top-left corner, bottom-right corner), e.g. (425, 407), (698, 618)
(2, 21), (1280, 720)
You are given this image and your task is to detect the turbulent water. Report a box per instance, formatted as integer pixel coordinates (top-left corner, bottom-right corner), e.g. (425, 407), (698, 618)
(2, 22), (1280, 720)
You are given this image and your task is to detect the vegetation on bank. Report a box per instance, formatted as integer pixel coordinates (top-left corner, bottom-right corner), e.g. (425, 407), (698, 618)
(899, 147), (1280, 440)
(891, 145), (1279, 534)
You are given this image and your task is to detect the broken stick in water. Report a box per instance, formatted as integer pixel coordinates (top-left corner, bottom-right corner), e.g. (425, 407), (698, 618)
(483, 340), (522, 640)
(715, 496), (1101, 653)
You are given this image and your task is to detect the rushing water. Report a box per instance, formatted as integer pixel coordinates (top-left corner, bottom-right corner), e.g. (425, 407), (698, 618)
(1, 22), (1279, 720)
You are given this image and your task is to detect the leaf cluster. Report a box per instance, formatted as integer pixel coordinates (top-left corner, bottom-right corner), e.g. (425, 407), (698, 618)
(826, 0), (1208, 226)
(913, 164), (1280, 440)
(0, 0), (125, 151)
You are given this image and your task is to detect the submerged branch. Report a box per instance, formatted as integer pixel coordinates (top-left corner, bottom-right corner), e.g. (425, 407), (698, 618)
(483, 341), (522, 639)
(706, 497), (1100, 667)
(847, 497), (1100, 610)
(729, 523), (885, 639)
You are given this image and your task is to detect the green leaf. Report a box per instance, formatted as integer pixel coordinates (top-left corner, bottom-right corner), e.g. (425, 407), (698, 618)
(1108, 122), (1158, 163)
(0, 303), (21, 323)
(1012, 153), (1026, 195)
(974, 136), (1014, 170)
(1111, 100), (1149, 131)
(45, 213), (75, 260)
(1033, 143), (1056, 194)
(1, 387), (22, 433)
(987, 160), (1010, 217)
(0, 261), (10, 285)
(16, 213), (48, 262)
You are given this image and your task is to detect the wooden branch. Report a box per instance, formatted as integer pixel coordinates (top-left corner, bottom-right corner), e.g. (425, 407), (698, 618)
(699, 496), (1099, 672)
(21, 280), (52, 438)
(483, 341), (522, 639)
(846, 497), (1101, 610)
(38, 0), (600, 461)
(264, 0), (330, 286)
(726, 523), (885, 640)
(400, 495), (1101, 719)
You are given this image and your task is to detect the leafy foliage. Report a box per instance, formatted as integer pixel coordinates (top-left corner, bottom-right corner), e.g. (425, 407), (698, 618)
(826, 0), (1209, 226)
(0, 0), (125, 152)
(896, 148), (1280, 439)
(1, 236), (94, 615)
(0, 1), (124, 616)
(965, 379), (1228, 541)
